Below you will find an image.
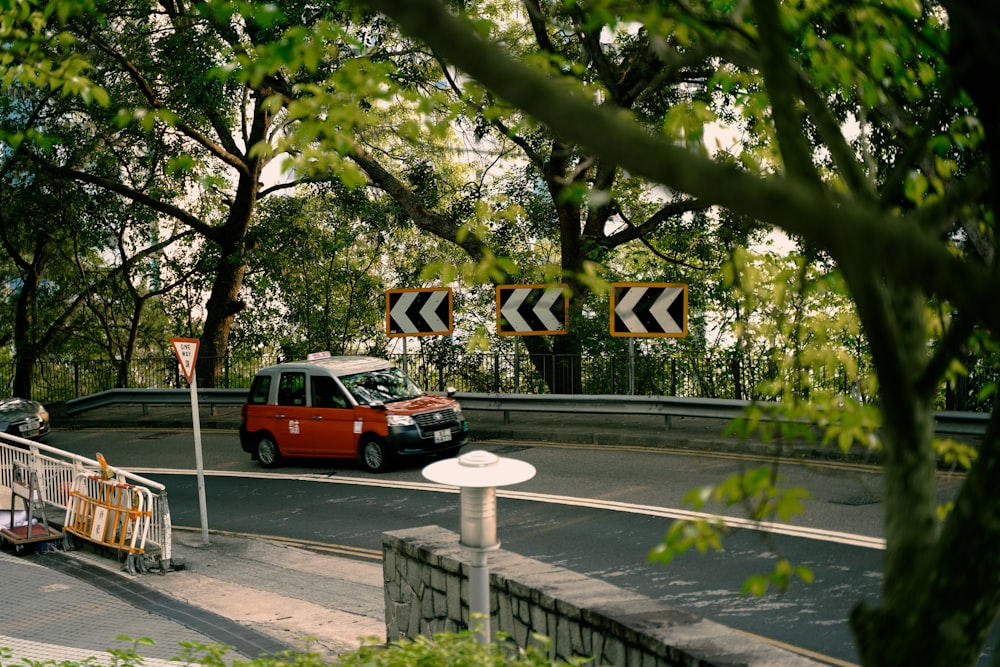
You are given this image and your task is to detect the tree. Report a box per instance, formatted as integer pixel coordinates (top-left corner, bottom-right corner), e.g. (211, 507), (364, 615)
(0, 120), (189, 398)
(337, 1), (754, 392)
(239, 188), (392, 359)
(0, 172), (86, 398)
(81, 210), (200, 389)
(363, 1), (1000, 666)
(5, 0), (999, 660)
(0, 0), (401, 386)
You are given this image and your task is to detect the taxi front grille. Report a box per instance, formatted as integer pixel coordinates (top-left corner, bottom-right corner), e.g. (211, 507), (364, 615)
(413, 409), (458, 430)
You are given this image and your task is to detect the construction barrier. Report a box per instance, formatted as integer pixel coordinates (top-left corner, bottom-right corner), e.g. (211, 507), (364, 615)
(64, 472), (153, 574)
(0, 437), (173, 570)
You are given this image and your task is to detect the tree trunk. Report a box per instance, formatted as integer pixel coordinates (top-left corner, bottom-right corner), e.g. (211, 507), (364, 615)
(114, 300), (145, 388)
(12, 348), (35, 399)
(846, 278), (1000, 666)
(197, 247), (247, 387)
(195, 161), (263, 387)
(11, 239), (48, 399)
(13, 286), (37, 399)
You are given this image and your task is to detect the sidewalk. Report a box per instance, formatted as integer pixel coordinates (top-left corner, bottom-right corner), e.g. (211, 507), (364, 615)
(0, 528), (386, 663)
(6, 403), (394, 664)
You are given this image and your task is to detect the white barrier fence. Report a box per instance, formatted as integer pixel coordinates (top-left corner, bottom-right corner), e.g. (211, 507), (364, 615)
(0, 432), (172, 570)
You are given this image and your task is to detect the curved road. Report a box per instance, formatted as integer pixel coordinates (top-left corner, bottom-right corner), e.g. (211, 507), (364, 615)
(43, 427), (971, 667)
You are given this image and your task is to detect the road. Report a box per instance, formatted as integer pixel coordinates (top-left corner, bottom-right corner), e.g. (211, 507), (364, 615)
(43, 426), (970, 667)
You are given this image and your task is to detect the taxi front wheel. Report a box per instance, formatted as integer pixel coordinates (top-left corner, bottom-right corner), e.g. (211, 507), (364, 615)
(360, 437), (390, 473)
(256, 435), (283, 468)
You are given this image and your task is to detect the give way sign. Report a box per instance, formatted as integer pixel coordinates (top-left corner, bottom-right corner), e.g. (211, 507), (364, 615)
(171, 337), (200, 384)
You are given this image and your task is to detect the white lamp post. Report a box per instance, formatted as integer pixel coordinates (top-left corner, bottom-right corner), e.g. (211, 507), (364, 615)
(423, 449), (536, 643)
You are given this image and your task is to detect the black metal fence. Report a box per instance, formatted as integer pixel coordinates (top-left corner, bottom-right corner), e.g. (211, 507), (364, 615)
(0, 347), (862, 406)
(3, 343), (992, 411)
(398, 349), (771, 398)
(0, 354), (272, 405)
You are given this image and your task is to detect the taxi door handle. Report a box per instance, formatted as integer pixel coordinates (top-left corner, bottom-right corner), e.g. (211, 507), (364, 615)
(312, 415), (324, 420)
(274, 413), (285, 419)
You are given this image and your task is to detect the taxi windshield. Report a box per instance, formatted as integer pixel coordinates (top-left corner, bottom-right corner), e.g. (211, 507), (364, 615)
(340, 367), (424, 405)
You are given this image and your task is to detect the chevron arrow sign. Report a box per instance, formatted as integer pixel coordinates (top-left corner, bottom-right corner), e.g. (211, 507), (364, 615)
(496, 284), (568, 336)
(610, 283), (687, 337)
(386, 288), (453, 337)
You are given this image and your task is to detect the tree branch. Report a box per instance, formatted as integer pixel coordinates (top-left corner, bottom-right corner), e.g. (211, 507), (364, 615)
(42, 162), (220, 241)
(348, 145), (491, 262)
(366, 0), (1000, 332)
(749, 0), (822, 189)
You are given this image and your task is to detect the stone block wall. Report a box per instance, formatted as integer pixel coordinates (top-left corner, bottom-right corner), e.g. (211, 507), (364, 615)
(383, 526), (820, 667)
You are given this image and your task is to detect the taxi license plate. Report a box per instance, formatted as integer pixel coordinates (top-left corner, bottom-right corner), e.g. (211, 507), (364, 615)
(19, 419), (39, 437)
(433, 429), (452, 443)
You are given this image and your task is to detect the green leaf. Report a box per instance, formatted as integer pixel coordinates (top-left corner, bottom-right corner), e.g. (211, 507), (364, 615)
(741, 574), (769, 597)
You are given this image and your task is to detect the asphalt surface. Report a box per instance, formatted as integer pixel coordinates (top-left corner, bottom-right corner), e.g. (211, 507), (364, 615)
(0, 403), (862, 664)
(52, 402), (858, 460)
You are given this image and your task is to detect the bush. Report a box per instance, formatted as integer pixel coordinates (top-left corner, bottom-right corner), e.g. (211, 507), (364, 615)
(1, 631), (591, 667)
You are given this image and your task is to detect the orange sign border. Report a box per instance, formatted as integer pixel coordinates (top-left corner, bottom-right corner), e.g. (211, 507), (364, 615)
(385, 287), (454, 337)
(170, 337), (201, 384)
(609, 282), (688, 338)
(496, 283), (569, 336)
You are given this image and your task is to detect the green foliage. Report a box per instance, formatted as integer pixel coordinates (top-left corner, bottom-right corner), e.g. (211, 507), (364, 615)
(680, 466), (811, 525)
(0, 631), (584, 667)
(648, 515), (726, 565)
(0, 0), (108, 106)
(337, 630), (585, 667)
(933, 438), (978, 473)
(740, 558), (815, 597)
(722, 248), (885, 453)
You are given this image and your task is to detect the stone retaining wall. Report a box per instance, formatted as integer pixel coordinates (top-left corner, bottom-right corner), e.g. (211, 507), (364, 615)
(383, 526), (820, 667)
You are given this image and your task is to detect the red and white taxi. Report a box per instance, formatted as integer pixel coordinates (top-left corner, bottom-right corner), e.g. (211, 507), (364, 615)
(240, 355), (467, 472)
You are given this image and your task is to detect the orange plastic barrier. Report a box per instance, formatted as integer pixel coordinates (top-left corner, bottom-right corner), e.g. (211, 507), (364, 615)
(64, 472), (153, 573)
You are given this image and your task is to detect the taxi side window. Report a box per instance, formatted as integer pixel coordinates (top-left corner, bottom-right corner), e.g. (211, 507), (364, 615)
(277, 372), (306, 406)
(248, 374), (271, 405)
(311, 375), (348, 409)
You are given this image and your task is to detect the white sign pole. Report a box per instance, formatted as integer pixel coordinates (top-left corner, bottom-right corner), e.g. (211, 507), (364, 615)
(171, 338), (209, 545)
(189, 374), (210, 545)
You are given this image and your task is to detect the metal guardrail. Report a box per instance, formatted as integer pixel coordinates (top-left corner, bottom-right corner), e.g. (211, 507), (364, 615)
(63, 387), (990, 436)
(453, 392), (751, 429)
(456, 393), (990, 435)
(65, 388), (248, 415)
(930, 410), (991, 436)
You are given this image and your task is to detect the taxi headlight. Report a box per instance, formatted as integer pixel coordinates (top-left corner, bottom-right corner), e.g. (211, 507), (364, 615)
(386, 414), (416, 426)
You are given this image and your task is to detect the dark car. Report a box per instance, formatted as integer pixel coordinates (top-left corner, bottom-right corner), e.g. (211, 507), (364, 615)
(0, 397), (51, 440)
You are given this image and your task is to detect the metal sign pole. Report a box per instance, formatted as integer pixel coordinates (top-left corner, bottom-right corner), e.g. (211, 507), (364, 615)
(171, 337), (209, 546)
(514, 341), (520, 394)
(189, 375), (210, 545)
(629, 338), (636, 395)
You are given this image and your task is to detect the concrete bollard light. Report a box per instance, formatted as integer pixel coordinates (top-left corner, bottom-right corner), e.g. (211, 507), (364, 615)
(423, 449), (536, 643)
